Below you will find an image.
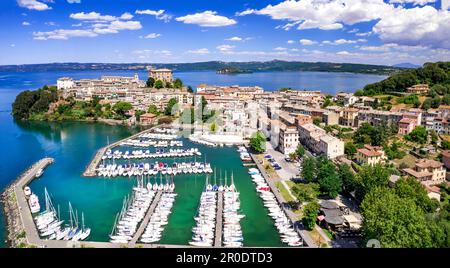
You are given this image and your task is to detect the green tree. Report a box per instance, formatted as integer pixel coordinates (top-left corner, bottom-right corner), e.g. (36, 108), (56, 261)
(353, 123), (386, 146)
(355, 164), (390, 200)
(338, 164), (357, 193)
(302, 201), (320, 230)
(166, 82), (173, 88)
(164, 98), (178, 116)
(361, 187), (433, 248)
(295, 144), (305, 158)
(147, 104), (159, 115)
(292, 183), (319, 204)
(249, 131), (266, 153)
(12, 90), (38, 119)
(442, 140), (450, 150)
(135, 110), (145, 121)
(404, 126), (428, 144)
(112, 101), (132, 119)
(313, 117), (321, 126)
(301, 157), (317, 183)
(317, 162), (342, 198)
(146, 77), (155, 88)
(174, 78), (183, 88)
(187, 85), (194, 93)
(154, 80), (164, 89)
(394, 177), (438, 213)
(344, 142), (357, 159)
(210, 122), (217, 133)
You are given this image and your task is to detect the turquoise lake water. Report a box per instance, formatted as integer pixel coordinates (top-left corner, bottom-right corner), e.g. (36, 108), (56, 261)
(0, 70), (386, 247)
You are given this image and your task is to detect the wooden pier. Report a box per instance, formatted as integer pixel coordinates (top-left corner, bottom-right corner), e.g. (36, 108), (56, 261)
(128, 191), (163, 246)
(214, 192), (224, 247)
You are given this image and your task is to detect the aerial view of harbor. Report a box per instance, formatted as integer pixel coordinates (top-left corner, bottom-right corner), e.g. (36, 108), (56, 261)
(1, 0), (450, 254)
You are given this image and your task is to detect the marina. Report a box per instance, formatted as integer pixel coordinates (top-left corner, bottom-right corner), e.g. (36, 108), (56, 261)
(2, 124), (301, 247)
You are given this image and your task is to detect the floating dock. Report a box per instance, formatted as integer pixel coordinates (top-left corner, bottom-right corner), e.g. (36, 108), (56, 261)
(129, 191), (163, 246)
(83, 127), (157, 177)
(214, 192), (224, 247)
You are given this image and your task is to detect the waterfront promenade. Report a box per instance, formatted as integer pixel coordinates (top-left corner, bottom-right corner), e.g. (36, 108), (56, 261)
(249, 152), (318, 248)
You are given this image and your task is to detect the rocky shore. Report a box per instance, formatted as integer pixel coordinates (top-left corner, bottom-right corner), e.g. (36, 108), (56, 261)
(1, 158), (54, 248)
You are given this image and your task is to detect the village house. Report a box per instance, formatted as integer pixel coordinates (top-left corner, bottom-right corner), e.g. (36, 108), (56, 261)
(407, 84), (429, 95)
(356, 144), (386, 166)
(139, 113), (157, 125)
(402, 159), (447, 186)
(298, 123), (344, 159)
(442, 150), (450, 170)
(334, 93), (359, 107)
(148, 68), (173, 83)
(279, 124), (299, 155)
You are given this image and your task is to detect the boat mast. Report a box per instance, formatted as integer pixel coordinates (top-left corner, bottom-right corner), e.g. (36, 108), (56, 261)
(68, 202), (73, 229)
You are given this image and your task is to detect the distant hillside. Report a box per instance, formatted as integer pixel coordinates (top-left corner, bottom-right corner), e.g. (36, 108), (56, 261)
(358, 62), (450, 96)
(0, 60), (400, 75)
(393, 63), (421, 69)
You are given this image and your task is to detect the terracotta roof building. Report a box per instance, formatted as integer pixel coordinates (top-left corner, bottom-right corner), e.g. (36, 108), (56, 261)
(402, 159), (446, 186)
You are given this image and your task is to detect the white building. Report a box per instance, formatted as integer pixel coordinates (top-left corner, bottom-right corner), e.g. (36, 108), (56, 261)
(57, 77), (75, 90)
(318, 135), (345, 159)
(298, 123), (344, 159)
(279, 125), (299, 155)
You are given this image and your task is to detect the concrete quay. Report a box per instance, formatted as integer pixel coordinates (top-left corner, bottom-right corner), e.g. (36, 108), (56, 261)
(249, 153), (318, 248)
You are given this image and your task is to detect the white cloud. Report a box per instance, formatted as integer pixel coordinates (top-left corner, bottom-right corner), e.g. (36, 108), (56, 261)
(67, 0), (81, 3)
(322, 38), (367, 45)
(144, 33), (161, 39)
(239, 0), (391, 31)
(216, 44), (235, 52)
(17, 0), (51, 11)
(372, 6), (450, 49)
(240, 0), (450, 50)
(33, 29), (98, 40)
(120, 12), (134, 20)
(235, 9), (256, 16)
(70, 12), (116, 22)
(226, 36), (243, 41)
(356, 31), (372, 37)
(22, 21), (31, 26)
(274, 47), (288, 51)
(135, 9), (172, 22)
(299, 39), (317, 45)
(287, 40), (295, 44)
(389, 0), (436, 6)
(176, 11), (237, 27)
(35, 12), (143, 40)
(187, 48), (210, 54)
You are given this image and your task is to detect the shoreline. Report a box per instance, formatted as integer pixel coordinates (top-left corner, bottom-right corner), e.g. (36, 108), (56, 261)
(1, 158), (54, 248)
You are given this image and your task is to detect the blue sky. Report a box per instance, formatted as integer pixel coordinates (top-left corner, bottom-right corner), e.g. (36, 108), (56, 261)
(1, 0), (449, 65)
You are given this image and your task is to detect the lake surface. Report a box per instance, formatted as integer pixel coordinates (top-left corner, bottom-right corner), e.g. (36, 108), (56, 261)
(0, 70), (386, 247)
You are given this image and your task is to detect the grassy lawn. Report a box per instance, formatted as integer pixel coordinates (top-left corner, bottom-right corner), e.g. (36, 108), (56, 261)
(275, 181), (295, 202)
(309, 229), (329, 248)
(392, 153), (418, 168)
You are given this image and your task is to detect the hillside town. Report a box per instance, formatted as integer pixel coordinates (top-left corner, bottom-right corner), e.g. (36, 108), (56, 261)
(51, 66), (450, 247)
